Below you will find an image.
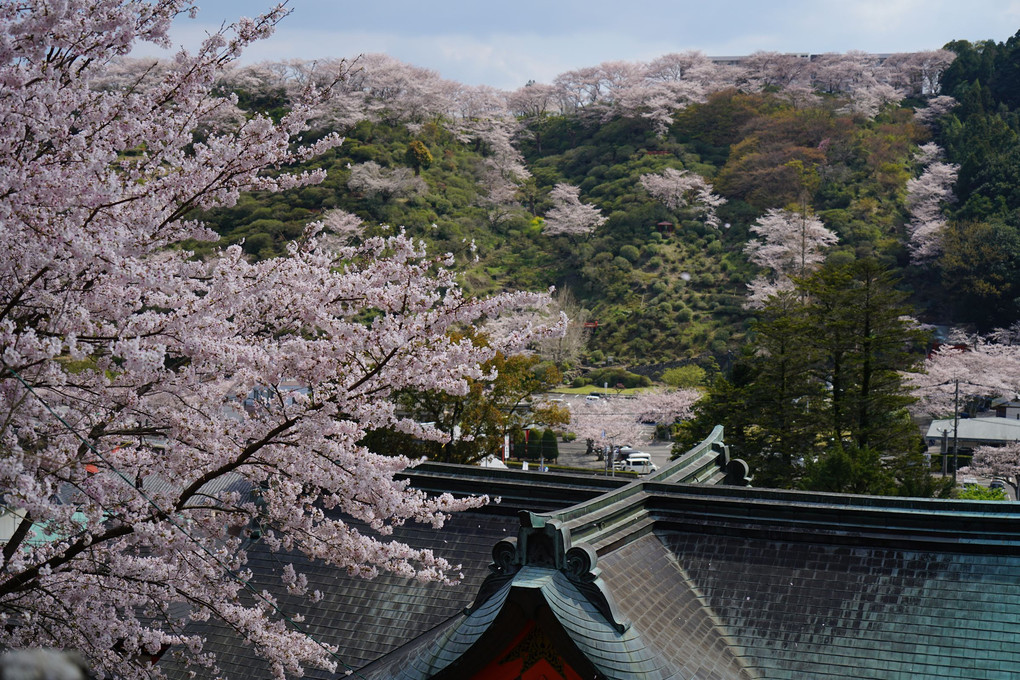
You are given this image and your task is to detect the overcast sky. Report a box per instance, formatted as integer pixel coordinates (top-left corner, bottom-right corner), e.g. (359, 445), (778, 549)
(144, 1), (1020, 89)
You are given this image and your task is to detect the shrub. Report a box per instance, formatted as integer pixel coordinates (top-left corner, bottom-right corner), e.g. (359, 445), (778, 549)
(584, 367), (652, 388)
(661, 364), (706, 388)
(242, 232), (273, 256)
(540, 428), (559, 461)
(619, 244), (641, 263)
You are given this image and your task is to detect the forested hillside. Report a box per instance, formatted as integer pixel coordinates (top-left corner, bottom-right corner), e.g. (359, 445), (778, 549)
(145, 39), (1020, 376)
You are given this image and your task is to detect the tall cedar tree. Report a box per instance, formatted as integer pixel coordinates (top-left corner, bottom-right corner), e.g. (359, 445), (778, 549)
(678, 259), (929, 493)
(798, 259), (925, 458)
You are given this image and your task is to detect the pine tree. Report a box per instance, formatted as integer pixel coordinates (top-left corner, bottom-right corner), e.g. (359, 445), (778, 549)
(799, 259), (926, 457)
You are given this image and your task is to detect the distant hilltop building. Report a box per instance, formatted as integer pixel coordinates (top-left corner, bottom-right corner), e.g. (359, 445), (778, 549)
(708, 52), (894, 65)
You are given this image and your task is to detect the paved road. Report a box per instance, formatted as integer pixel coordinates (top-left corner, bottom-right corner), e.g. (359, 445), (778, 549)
(553, 425), (675, 475)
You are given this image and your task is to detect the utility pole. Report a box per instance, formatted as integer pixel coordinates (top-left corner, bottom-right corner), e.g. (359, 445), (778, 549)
(941, 429), (948, 476)
(952, 378), (960, 483)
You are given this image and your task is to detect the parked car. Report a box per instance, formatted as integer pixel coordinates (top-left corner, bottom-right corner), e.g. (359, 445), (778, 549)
(613, 452), (658, 475)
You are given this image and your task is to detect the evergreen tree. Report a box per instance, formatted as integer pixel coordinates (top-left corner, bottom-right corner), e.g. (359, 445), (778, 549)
(679, 259), (933, 495)
(799, 259), (926, 458)
(744, 291), (827, 485)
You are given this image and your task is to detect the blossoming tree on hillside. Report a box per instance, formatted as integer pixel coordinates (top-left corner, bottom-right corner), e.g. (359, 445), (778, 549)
(541, 183), (608, 237)
(743, 208), (839, 307)
(639, 167), (727, 228)
(905, 144), (959, 263)
(0, 2), (557, 678)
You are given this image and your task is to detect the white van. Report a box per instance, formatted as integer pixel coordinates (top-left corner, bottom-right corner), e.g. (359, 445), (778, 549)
(614, 453), (658, 475)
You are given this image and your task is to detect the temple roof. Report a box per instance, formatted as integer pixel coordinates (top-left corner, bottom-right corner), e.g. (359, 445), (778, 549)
(157, 427), (1020, 679)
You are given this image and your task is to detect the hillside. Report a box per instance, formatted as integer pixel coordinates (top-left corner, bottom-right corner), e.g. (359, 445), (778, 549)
(178, 40), (1020, 377)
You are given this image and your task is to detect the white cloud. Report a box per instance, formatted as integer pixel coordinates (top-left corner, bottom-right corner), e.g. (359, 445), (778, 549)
(134, 1), (1020, 89)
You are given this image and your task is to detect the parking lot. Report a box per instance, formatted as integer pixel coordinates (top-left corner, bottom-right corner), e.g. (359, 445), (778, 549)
(553, 425), (675, 475)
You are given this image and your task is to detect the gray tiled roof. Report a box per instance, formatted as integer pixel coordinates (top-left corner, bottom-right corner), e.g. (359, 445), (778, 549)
(158, 510), (520, 680)
(659, 530), (1020, 679)
(599, 535), (754, 680)
(156, 427), (1020, 680)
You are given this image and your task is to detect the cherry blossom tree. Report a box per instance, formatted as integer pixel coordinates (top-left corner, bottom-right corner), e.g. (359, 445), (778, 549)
(961, 443), (1020, 499)
(639, 168), (727, 228)
(553, 65), (609, 113)
(913, 94), (958, 128)
(0, 2), (557, 678)
(634, 389), (702, 429)
(740, 51), (811, 91)
(316, 208), (364, 244)
(506, 81), (558, 119)
(485, 288), (590, 365)
(909, 335), (1020, 479)
(743, 208), (838, 307)
(809, 50), (881, 95)
(566, 389), (699, 455)
(905, 145), (958, 263)
(542, 183), (608, 237)
(343, 53), (456, 124)
(907, 336), (1020, 418)
(347, 160), (427, 199)
(843, 81), (905, 118)
(566, 398), (650, 455)
(880, 50), (956, 97)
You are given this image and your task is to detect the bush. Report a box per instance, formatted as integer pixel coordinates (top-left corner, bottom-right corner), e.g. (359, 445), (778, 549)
(662, 364), (707, 388)
(540, 428), (559, 461)
(619, 244), (641, 263)
(242, 232), (273, 256)
(584, 366), (652, 388)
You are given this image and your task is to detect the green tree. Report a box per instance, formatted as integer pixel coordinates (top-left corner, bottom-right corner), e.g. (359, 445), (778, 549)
(680, 260), (933, 495)
(938, 218), (1020, 328)
(405, 139), (433, 176)
(743, 291), (827, 485)
(799, 445), (897, 495)
(798, 259), (926, 457)
(364, 337), (568, 463)
(955, 484), (1008, 500)
(540, 428), (560, 462)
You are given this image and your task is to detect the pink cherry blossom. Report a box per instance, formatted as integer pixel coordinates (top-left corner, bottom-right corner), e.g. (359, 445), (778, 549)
(639, 168), (726, 228)
(542, 183), (608, 237)
(0, 3), (556, 678)
(905, 147), (958, 264)
(743, 208), (838, 307)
